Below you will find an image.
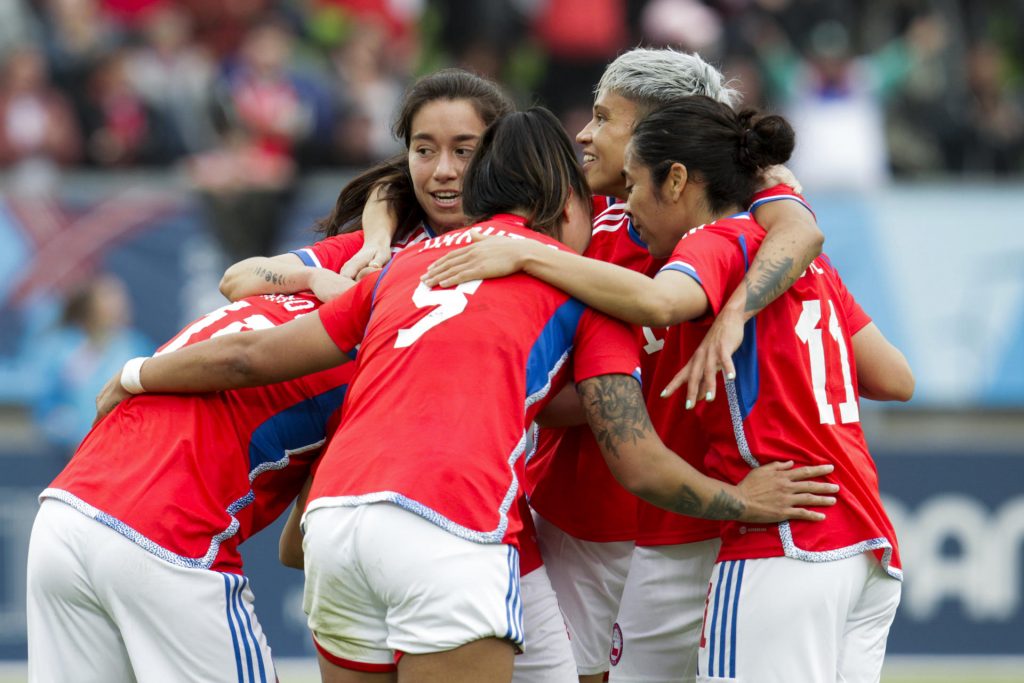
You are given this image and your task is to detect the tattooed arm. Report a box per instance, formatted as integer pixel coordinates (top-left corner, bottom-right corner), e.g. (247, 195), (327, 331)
(219, 253), (355, 303)
(577, 374), (838, 523)
(661, 199), (823, 406)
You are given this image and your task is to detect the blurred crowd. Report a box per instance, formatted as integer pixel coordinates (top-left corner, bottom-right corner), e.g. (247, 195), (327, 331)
(2, 0), (1023, 453)
(0, 0), (1020, 193)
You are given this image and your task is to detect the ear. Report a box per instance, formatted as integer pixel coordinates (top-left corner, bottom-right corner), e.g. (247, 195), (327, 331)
(667, 162), (688, 201)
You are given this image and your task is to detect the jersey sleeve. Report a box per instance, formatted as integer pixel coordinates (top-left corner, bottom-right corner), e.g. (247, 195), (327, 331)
(749, 183), (816, 219)
(317, 273), (376, 356)
(658, 228), (747, 317)
(290, 232), (367, 271)
(571, 308), (642, 385)
(824, 255), (872, 335)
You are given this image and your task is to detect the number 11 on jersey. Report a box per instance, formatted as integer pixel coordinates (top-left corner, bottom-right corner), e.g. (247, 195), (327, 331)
(795, 299), (859, 425)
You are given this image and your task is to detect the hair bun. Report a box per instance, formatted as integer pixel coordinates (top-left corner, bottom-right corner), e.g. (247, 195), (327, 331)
(737, 110), (795, 170)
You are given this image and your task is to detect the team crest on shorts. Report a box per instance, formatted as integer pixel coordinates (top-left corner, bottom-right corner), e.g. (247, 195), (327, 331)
(609, 622), (623, 665)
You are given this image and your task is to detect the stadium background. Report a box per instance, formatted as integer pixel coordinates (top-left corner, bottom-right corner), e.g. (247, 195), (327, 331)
(1, 0), (1022, 681)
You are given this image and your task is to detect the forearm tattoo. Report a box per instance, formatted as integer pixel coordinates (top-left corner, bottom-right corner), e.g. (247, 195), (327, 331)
(254, 266), (287, 286)
(580, 374), (747, 521)
(744, 253), (795, 313)
(578, 374), (651, 460)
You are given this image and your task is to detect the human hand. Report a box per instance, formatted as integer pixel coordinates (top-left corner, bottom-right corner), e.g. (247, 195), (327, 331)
(734, 462), (838, 523)
(339, 240), (392, 280)
(422, 231), (534, 288)
(308, 269), (357, 303)
(661, 307), (744, 407)
(757, 164), (803, 194)
(94, 371), (130, 426)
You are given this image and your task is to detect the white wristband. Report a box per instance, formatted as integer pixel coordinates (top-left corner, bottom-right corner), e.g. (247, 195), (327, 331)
(120, 357), (149, 395)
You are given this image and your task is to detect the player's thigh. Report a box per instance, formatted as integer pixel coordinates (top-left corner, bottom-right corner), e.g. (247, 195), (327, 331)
(90, 539), (276, 683)
(512, 566), (577, 683)
(306, 504), (523, 662)
(534, 512), (633, 675)
(398, 637), (515, 683)
(838, 557), (901, 683)
(27, 500), (136, 683)
(697, 553), (870, 683)
(609, 539), (720, 683)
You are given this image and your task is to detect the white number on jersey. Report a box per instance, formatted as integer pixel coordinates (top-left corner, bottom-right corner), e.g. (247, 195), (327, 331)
(156, 301), (275, 356)
(641, 326), (667, 355)
(794, 299), (859, 425)
(394, 280), (483, 348)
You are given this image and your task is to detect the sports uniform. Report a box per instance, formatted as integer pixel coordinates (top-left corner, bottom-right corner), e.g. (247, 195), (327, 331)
(527, 197), (654, 675)
(610, 187), (816, 683)
(291, 223), (577, 680)
(657, 213), (901, 683)
(28, 293), (352, 683)
(300, 214), (642, 671)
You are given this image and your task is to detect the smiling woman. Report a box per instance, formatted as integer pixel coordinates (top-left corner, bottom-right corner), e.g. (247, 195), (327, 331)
(407, 98), (487, 231)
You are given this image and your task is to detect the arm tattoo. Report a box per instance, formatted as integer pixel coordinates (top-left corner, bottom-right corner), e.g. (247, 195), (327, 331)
(703, 489), (746, 520)
(578, 375), (652, 460)
(743, 253), (795, 313)
(254, 266), (287, 286)
(579, 374), (747, 521)
(666, 485), (745, 519)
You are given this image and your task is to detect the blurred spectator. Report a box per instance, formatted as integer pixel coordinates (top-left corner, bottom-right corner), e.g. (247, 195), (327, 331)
(532, 0), (629, 122)
(0, 1), (41, 57)
(0, 45), (82, 193)
(757, 13), (947, 189)
(961, 40), (1024, 175)
(25, 273), (153, 454)
(329, 19), (404, 165)
(124, 3), (218, 154)
(190, 18), (317, 262)
(80, 47), (183, 166)
(40, 0), (121, 115)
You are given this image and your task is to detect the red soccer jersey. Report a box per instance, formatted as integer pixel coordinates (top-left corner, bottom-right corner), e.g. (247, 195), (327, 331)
(661, 213), (901, 579)
(527, 200), (658, 542)
(43, 294), (353, 574)
(290, 223), (438, 270)
(307, 214), (642, 550)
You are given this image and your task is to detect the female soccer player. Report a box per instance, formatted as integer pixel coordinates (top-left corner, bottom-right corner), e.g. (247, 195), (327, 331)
(423, 96), (913, 683)
(95, 106), (838, 683)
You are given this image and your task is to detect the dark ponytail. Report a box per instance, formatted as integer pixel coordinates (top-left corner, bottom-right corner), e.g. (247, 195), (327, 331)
(631, 96), (795, 214)
(462, 107), (590, 239)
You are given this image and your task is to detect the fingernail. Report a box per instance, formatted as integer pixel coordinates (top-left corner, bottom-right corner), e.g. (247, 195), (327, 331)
(660, 389), (669, 398)
(705, 391), (714, 402)
(685, 399), (693, 410)
(726, 371), (735, 380)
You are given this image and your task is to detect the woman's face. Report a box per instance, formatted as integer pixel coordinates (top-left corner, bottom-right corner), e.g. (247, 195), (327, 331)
(622, 146), (687, 259)
(407, 98), (488, 232)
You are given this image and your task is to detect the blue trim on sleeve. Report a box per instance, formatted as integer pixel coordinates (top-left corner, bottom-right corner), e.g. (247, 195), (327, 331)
(290, 249), (317, 268)
(659, 262), (702, 285)
(748, 195), (815, 219)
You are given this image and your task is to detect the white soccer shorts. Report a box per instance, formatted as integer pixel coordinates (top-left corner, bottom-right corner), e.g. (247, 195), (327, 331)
(533, 511), (635, 676)
(697, 552), (901, 682)
(608, 538), (721, 683)
(27, 499), (275, 683)
(512, 565), (578, 683)
(302, 503), (524, 671)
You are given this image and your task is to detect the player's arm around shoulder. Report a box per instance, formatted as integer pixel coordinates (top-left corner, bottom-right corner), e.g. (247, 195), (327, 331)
(220, 253), (315, 301)
(576, 373), (839, 524)
(95, 312), (350, 421)
(852, 323), (915, 402)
